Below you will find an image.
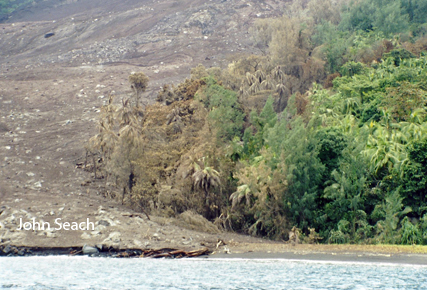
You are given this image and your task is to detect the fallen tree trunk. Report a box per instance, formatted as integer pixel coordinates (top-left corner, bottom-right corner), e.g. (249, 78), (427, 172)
(140, 247), (209, 258)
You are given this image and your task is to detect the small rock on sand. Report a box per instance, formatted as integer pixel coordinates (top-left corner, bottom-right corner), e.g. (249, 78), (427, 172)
(81, 232), (91, 240)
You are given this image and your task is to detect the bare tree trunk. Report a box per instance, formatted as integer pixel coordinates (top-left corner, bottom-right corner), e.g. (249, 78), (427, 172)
(122, 187), (126, 205)
(135, 91), (140, 107)
(138, 204), (151, 220)
(84, 150), (88, 170)
(92, 154), (97, 179)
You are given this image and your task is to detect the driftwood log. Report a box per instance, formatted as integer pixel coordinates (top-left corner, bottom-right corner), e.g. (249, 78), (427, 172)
(140, 247), (210, 258)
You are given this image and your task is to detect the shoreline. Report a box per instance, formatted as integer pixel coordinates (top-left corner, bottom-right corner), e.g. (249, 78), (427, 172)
(208, 251), (427, 266)
(0, 244), (210, 258)
(2, 244), (427, 265)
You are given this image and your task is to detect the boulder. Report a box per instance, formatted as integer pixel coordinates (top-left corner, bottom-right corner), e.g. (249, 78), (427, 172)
(82, 244), (99, 255)
(98, 220), (110, 227)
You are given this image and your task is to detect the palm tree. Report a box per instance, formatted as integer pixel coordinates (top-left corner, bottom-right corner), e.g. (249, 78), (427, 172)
(116, 98), (143, 146)
(95, 120), (119, 155)
(118, 124), (142, 146)
(245, 72), (257, 86)
(276, 83), (288, 97)
(129, 72), (149, 107)
(249, 82), (261, 95)
(376, 109), (393, 131)
(275, 83), (290, 111)
(167, 107), (181, 124)
(362, 125), (408, 176)
(272, 66), (285, 83)
(89, 94), (119, 158)
(230, 184), (251, 208)
(191, 161), (221, 218)
(239, 86), (249, 101)
(254, 70), (266, 83)
(335, 115), (357, 134)
(261, 75), (276, 90)
(341, 97), (360, 115)
(192, 163), (221, 197)
(396, 108), (427, 141)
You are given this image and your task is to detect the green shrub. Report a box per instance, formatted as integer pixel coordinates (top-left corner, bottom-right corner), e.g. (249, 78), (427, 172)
(400, 217), (422, 245)
(198, 77), (245, 141)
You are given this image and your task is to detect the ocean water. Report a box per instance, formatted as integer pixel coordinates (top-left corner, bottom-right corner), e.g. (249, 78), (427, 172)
(1, 257), (427, 289)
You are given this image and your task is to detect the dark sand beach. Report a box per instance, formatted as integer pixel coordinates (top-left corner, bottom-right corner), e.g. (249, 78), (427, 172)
(210, 251), (427, 265)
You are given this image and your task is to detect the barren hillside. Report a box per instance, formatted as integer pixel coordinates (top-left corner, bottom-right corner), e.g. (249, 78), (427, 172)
(0, 0), (288, 251)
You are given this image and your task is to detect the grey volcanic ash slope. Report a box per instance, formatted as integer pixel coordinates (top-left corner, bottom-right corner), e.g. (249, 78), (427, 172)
(1, 0), (284, 71)
(0, 0), (285, 249)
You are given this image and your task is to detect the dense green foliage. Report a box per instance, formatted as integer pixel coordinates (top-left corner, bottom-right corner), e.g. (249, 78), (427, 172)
(226, 54), (427, 243)
(225, 0), (427, 244)
(197, 77), (245, 141)
(0, 0), (14, 13)
(313, 0), (427, 73)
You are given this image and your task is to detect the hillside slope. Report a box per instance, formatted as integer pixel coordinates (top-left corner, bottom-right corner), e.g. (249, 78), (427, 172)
(0, 0), (286, 250)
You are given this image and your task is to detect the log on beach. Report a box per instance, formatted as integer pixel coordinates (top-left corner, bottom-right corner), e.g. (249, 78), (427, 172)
(140, 247), (210, 258)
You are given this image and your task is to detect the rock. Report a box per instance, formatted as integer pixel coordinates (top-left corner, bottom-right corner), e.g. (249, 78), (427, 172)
(96, 206), (107, 215)
(82, 244), (99, 255)
(133, 240), (143, 248)
(2, 245), (12, 254)
(81, 180), (91, 186)
(108, 232), (121, 243)
(0, 205), (8, 214)
(98, 220), (110, 227)
(223, 246), (230, 254)
(46, 232), (57, 238)
(152, 233), (161, 241)
(81, 232), (91, 240)
(94, 225), (106, 231)
(105, 243), (120, 250)
(44, 32), (55, 38)
(101, 231), (121, 247)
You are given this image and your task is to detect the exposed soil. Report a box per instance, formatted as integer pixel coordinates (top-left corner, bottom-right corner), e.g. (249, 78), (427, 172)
(1, 0), (427, 262)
